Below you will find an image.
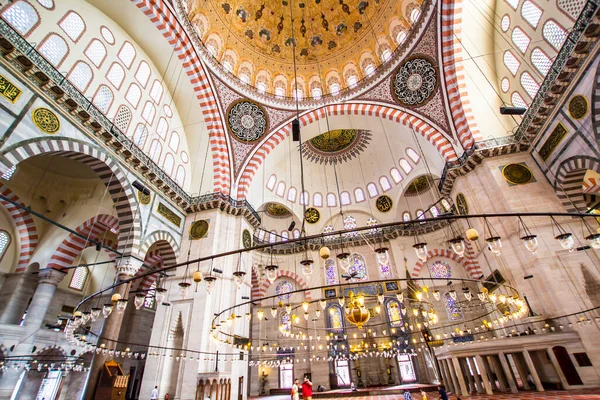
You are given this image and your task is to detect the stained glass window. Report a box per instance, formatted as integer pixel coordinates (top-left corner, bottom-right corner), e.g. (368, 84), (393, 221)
(504, 51), (520, 75)
(512, 92), (528, 108)
(367, 217), (379, 235)
(269, 230), (277, 243)
(431, 206), (440, 217)
(430, 261), (452, 279)
(512, 27), (531, 53)
(441, 199), (451, 211)
(328, 307), (344, 332)
(323, 224), (334, 242)
(416, 209), (425, 220)
(281, 231), (289, 241)
(343, 215), (357, 239)
(444, 292), (463, 321)
(521, 72), (540, 99)
(379, 262), (392, 279)
(403, 212), (411, 222)
(325, 258), (338, 285)
(276, 280), (294, 300)
(386, 301), (403, 327)
(521, 1), (542, 28)
(348, 254), (368, 282)
(280, 311), (291, 335)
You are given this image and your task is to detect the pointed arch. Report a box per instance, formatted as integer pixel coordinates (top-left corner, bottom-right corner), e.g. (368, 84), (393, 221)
(412, 247), (482, 279)
(137, 230), (180, 290)
(554, 156), (600, 213)
(257, 269), (312, 304)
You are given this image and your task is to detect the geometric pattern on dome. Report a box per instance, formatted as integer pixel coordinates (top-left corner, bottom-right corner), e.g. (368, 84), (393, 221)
(404, 175), (430, 196)
(301, 129), (371, 165)
(226, 100), (268, 142)
(265, 202), (292, 218)
(429, 261), (451, 279)
(276, 280), (294, 300)
(392, 56), (437, 107)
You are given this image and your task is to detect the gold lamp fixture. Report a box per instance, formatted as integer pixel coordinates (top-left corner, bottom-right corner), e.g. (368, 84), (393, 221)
(344, 292), (370, 330)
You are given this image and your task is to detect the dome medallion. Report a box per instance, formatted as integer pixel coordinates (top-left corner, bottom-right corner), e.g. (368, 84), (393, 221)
(226, 100), (268, 142)
(392, 56), (438, 107)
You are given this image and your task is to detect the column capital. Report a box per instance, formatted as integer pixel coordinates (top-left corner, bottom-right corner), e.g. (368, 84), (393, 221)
(38, 268), (67, 285)
(115, 257), (143, 278)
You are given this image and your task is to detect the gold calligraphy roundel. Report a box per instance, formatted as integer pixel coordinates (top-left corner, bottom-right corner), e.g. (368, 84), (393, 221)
(137, 190), (151, 205)
(375, 195), (393, 213)
(305, 207), (320, 224)
(456, 193), (468, 215)
(190, 220), (210, 240)
(242, 229), (252, 249)
(32, 107), (60, 134)
(502, 163), (533, 185)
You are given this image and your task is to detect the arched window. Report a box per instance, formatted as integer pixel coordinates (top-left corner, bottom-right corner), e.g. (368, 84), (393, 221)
(175, 165), (185, 186)
(367, 183), (378, 198)
(327, 193), (337, 207)
(287, 187), (297, 202)
(38, 34), (68, 67)
(92, 85), (113, 114)
(441, 199), (451, 211)
(257, 82), (267, 93)
(132, 124), (148, 148)
(313, 193), (323, 207)
(343, 215), (357, 238)
(505, 0), (519, 9)
(521, 0), (543, 28)
(520, 72), (540, 99)
(325, 259), (338, 285)
(169, 131), (180, 152)
(281, 231), (289, 241)
(406, 148), (420, 163)
(348, 253), (368, 282)
(150, 80), (164, 103)
(257, 229), (266, 241)
(141, 101), (156, 124)
(293, 229), (300, 239)
(149, 140), (162, 162)
(381, 49), (391, 61)
(84, 39), (107, 68)
(386, 301), (403, 327)
(396, 30), (407, 44)
(364, 63), (375, 75)
(511, 27), (530, 54)
(280, 311), (291, 335)
(299, 191), (308, 205)
(156, 117), (168, 139)
(311, 87), (322, 99)
(239, 73), (250, 84)
(399, 159), (412, 174)
(276, 182), (286, 197)
(125, 83), (142, 108)
(329, 82), (340, 95)
(410, 8), (421, 23)
(269, 230), (277, 243)
(0, 230), (11, 261)
(444, 292), (463, 321)
(118, 42), (136, 68)
(68, 61), (93, 92)
(531, 48), (552, 76)
(163, 153), (175, 175)
(275, 86), (285, 97)
(2, 1), (39, 36)
(543, 20), (567, 51)
(294, 88), (304, 100)
(390, 168), (403, 184)
(430, 261), (451, 279)
(354, 188), (365, 202)
(328, 306), (344, 332)
(379, 176), (391, 192)
(416, 209), (425, 220)
(114, 105), (132, 133)
(340, 191), (351, 205)
(68, 266), (88, 290)
(403, 212), (411, 222)
(503, 51), (520, 76)
(135, 61), (151, 87)
(379, 257), (392, 279)
(431, 206), (440, 217)
(266, 174), (277, 190)
(59, 11), (85, 42)
(106, 63), (125, 89)
(346, 75), (358, 87)
(511, 92), (527, 108)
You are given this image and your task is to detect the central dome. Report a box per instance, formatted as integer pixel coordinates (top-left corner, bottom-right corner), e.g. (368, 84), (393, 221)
(184, 0), (423, 99)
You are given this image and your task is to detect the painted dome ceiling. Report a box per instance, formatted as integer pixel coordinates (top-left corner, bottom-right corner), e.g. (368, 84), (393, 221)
(184, 0), (422, 99)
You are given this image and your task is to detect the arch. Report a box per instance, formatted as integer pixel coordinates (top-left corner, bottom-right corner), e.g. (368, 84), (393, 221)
(237, 103), (457, 198)
(132, 0), (230, 194)
(554, 156), (600, 212)
(137, 234), (179, 290)
(139, 230), (181, 257)
(257, 270), (312, 303)
(0, 138), (141, 255)
(251, 266), (260, 301)
(440, 0), (482, 149)
(0, 183), (38, 272)
(412, 247), (482, 279)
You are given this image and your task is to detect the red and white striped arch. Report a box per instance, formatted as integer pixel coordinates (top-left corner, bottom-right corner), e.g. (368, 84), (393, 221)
(47, 214), (120, 270)
(256, 269), (312, 304)
(440, 0), (482, 149)
(583, 177), (600, 194)
(136, 231), (180, 290)
(0, 184), (38, 273)
(236, 103), (458, 198)
(251, 267), (260, 301)
(412, 246), (482, 280)
(132, 0), (231, 194)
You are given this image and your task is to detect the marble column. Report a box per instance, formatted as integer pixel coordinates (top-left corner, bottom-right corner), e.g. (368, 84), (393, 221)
(523, 350), (544, 392)
(498, 352), (518, 394)
(22, 268), (66, 329)
(443, 359), (457, 394)
(475, 355), (494, 395)
(439, 359), (452, 392)
(466, 357), (483, 393)
(489, 355), (508, 392)
(512, 353), (531, 390)
(546, 348), (570, 390)
(459, 358), (475, 393)
(451, 357), (469, 397)
(0, 273), (38, 325)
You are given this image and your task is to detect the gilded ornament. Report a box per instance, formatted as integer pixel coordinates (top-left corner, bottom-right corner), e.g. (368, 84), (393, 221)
(190, 220), (210, 239)
(242, 229), (252, 248)
(405, 176), (430, 196)
(32, 107), (60, 134)
(375, 195), (393, 213)
(137, 190), (151, 205)
(301, 129), (372, 165)
(502, 163), (533, 185)
(0, 74), (22, 103)
(265, 202), (291, 218)
(539, 123), (567, 162)
(393, 56), (437, 107)
(568, 95), (588, 120)
(456, 193), (468, 215)
(157, 202), (182, 228)
(305, 207), (320, 224)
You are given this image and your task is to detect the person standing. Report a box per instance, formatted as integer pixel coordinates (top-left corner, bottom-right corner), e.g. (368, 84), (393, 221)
(150, 386), (159, 400)
(301, 376), (313, 400)
(292, 379), (300, 400)
(403, 389), (413, 400)
(437, 385), (448, 400)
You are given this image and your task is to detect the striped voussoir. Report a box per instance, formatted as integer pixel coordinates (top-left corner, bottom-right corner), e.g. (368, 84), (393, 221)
(256, 269), (312, 304)
(47, 214), (119, 270)
(593, 61), (600, 141)
(583, 177), (600, 194)
(236, 103), (458, 198)
(554, 156), (600, 213)
(412, 247), (483, 279)
(136, 235), (179, 290)
(0, 138), (141, 255)
(440, 0), (481, 149)
(133, 0), (231, 195)
(251, 267), (260, 301)
(0, 183), (38, 272)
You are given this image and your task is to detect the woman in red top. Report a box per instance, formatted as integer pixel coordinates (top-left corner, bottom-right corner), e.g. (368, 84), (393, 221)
(301, 377), (313, 400)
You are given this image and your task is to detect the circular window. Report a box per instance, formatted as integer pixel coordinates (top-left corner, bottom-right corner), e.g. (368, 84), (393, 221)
(501, 15), (510, 32)
(501, 78), (510, 92)
(101, 27), (115, 45)
(163, 104), (173, 118)
(181, 151), (189, 163)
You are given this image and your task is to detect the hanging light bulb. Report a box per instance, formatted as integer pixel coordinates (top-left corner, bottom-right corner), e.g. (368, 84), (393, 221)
(413, 242), (428, 262)
(319, 300), (327, 310)
(270, 307), (278, 318)
(294, 315), (300, 324)
(204, 276), (217, 294)
(116, 299), (128, 313)
(81, 312), (91, 324)
(178, 282), (191, 299)
(301, 259), (314, 277)
(337, 252), (351, 272)
(246, 312), (252, 321)
(265, 265), (279, 283)
(448, 237), (466, 256)
(338, 297), (345, 307)
(257, 309), (264, 321)
(285, 304), (292, 314)
(319, 246), (331, 259)
(193, 271), (203, 283)
(477, 291), (486, 302)
(374, 247), (390, 265)
(134, 295), (145, 310)
(304, 312), (309, 320)
(102, 304), (113, 318)
(232, 271), (246, 289)
(315, 309), (321, 319)
(464, 291), (472, 301)
(486, 236), (502, 256)
(302, 301), (309, 312)
(415, 291), (423, 301)
(521, 235), (539, 254)
(377, 294), (384, 304)
(155, 288), (167, 303)
(466, 227), (479, 241)
(90, 308), (101, 321)
(449, 290), (457, 300)
(396, 292), (404, 302)
(375, 305), (381, 314)
(586, 233), (600, 249)
(432, 290), (440, 301)
(111, 293), (122, 303)
(555, 233), (575, 250)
